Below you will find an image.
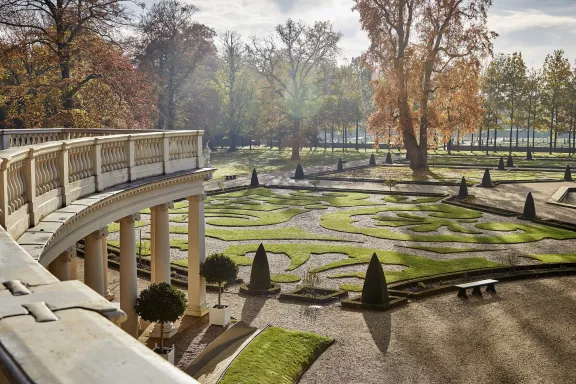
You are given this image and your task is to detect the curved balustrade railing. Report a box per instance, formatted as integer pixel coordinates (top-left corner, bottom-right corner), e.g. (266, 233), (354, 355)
(0, 131), (203, 240)
(0, 128), (159, 150)
(0, 130), (204, 384)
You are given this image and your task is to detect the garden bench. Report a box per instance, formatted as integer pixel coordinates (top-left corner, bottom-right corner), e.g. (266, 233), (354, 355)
(224, 175), (237, 180)
(455, 279), (498, 299)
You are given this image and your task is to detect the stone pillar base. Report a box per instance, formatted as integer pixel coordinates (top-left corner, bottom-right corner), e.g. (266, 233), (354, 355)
(148, 322), (177, 339)
(185, 303), (210, 317)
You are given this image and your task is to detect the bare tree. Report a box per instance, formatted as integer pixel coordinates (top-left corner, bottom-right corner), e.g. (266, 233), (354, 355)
(247, 19), (342, 160)
(135, 0), (216, 130)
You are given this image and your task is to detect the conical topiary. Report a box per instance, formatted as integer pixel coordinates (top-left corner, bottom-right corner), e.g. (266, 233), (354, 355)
(507, 154), (514, 167)
(369, 154), (376, 166)
(250, 168), (259, 187)
(458, 177), (468, 198)
(248, 243), (272, 290)
(522, 192), (536, 219)
(481, 168), (493, 187)
(526, 149), (533, 160)
(385, 152), (392, 164)
(337, 158), (343, 171)
(361, 253), (389, 305)
(498, 157), (505, 170)
(565, 165), (572, 181)
(294, 163), (305, 179)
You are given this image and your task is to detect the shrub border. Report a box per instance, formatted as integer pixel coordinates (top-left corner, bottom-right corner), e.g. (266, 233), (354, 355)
(341, 296), (408, 311)
(279, 287), (348, 304)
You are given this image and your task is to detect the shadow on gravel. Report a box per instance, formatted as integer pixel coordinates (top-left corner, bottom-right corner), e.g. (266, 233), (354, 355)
(362, 311), (392, 355)
(239, 295), (267, 325)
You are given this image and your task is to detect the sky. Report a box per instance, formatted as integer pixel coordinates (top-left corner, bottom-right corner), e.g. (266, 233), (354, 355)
(141, 0), (576, 68)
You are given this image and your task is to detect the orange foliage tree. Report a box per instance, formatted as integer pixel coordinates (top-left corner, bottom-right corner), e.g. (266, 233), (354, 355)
(354, 0), (496, 170)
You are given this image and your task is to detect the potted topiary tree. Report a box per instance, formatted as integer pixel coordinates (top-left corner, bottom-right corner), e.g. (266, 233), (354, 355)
(200, 253), (238, 326)
(134, 282), (187, 364)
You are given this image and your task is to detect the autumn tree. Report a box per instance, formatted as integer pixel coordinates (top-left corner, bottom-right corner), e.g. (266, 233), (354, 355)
(135, 0), (216, 130)
(0, 0), (138, 126)
(355, 0), (496, 170)
(0, 30), (155, 129)
(501, 52), (527, 152)
(247, 19), (342, 160)
(541, 50), (571, 153)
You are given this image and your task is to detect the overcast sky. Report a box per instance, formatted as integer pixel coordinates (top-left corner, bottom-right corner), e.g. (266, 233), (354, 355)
(141, 0), (576, 68)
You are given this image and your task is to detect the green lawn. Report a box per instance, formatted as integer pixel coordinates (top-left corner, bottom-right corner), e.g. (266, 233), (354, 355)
(210, 147), (378, 179)
(320, 205), (576, 244)
(217, 243), (502, 285)
(219, 326), (333, 384)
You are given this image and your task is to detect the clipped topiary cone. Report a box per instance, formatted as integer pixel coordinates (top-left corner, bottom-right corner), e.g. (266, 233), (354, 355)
(481, 168), (493, 187)
(507, 154), (514, 167)
(248, 243), (272, 290)
(385, 152), (392, 164)
(522, 192), (536, 219)
(337, 158), (343, 171)
(369, 153), (376, 166)
(565, 165), (572, 181)
(294, 163), (305, 179)
(498, 157), (505, 170)
(250, 168), (259, 187)
(361, 253), (389, 305)
(458, 176), (468, 198)
(526, 149), (533, 160)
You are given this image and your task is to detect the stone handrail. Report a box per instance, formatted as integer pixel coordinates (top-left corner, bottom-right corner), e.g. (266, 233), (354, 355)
(0, 128), (160, 150)
(0, 131), (203, 239)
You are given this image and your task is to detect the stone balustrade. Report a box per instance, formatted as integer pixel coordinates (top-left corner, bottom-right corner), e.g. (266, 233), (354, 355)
(0, 128), (159, 149)
(0, 131), (204, 239)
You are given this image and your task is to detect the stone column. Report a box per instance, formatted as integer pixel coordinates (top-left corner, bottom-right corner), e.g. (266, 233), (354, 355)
(149, 202), (176, 338)
(48, 250), (72, 281)
(186, 194), (208, 317)
(118, 213), (140, 338)
(101, 228), (113, 300)
(69, 246), (78, 280)
(84, 229), (105, 296)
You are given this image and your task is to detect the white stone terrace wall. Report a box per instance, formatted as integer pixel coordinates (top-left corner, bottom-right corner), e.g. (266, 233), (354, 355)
(0, 131), (204, 239)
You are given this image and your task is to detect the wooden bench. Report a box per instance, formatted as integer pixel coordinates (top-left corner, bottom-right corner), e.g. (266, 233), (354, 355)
(455, 279), (498, 299)
(224, 175), (237, 180)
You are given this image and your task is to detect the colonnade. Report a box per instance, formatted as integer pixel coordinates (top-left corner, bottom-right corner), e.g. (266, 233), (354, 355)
(47, 194), (207, 339)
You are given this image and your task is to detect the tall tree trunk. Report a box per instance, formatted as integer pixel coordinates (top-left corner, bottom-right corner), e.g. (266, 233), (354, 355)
(526, 97), (532, 151)
(331, 125), (334, 152)
(324, 130), (327, 150)
(291, 118), (301, 160)
(508, 110), (514, 154)
(479, 126), (483, 150)
(471, 134), (474, 152)
(365, 125), (367, 152)
(229, 133), (237, 152)
(549, 109), (554, 155)
(355, 120), (359, 150)
(342, 125), (345, 153)
(515, 125), (519, 148)
(167, 66), (175, 130)
(486, 127), (490, 155)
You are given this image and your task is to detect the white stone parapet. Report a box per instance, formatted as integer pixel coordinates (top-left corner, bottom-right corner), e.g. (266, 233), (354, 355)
(0, 130), (205, 239)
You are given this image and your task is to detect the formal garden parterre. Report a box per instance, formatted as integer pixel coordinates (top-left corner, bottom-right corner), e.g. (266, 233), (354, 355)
(106, 186), (576, 293)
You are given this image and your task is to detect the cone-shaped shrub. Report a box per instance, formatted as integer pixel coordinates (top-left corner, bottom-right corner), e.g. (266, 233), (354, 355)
(337, 158), (343, 171)
(361, 253), (389, 305)
(369, 154), (376, 166)
(481, 168), (493, 187)
(248, 243), (272, 290)
(250, 168), (259, 187)
(498, 157), (505, 170)
(527, 149), (533, 160)
(565, 165), (573, 181)
(458, 177), (468, 198)
(294, 163), (305, 179)
(507, 154), (514, 167)
(385, 152), (392, 164)
(522, 192), (536, 219)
